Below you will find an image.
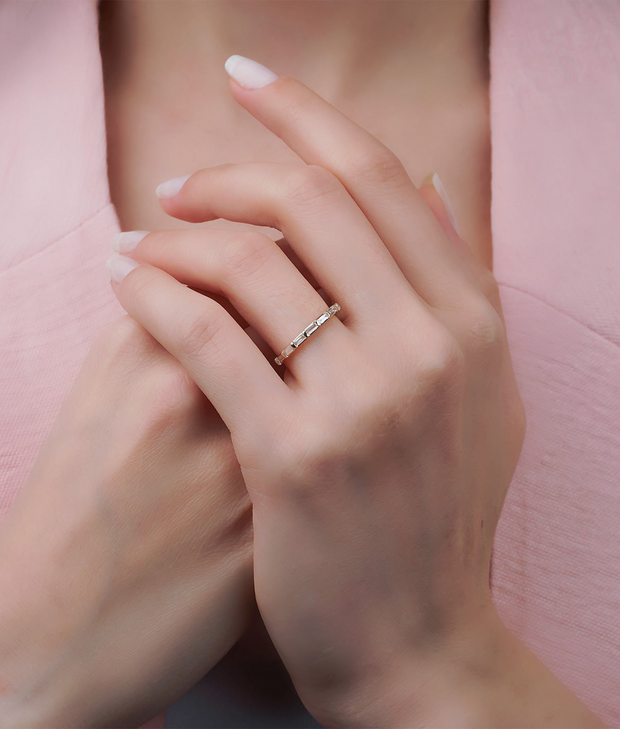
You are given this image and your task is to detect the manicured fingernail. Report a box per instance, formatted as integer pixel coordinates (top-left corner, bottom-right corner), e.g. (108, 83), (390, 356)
(111, 230), (149, 253)
(156, 175), (190, 199)
(429, 172), (460, 235)
(224, 55), (279, 89)
(106, 254), (141, 282)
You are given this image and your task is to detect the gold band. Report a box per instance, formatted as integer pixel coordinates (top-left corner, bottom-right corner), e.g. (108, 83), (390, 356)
(274, 303), (341, 366)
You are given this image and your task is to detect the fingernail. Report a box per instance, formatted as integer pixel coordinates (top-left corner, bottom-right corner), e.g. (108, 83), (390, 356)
(106, 254), (141, 283)
(224, 55), (279, 89)
(429, 172), (460, 236)
(111, 230), (149, 253)
(156, 175), (190, 199)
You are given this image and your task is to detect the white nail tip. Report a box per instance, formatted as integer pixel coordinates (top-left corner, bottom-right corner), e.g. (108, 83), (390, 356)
(224, 54), (279, 89)
(106, 254), (141, 283)
(156, 175), (191, 199)
(111, 230), (149, 253)
(431, 173), (461, 236)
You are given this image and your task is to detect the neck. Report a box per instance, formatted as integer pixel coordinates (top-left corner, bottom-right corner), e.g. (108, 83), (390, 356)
(99, 0), (489, 108)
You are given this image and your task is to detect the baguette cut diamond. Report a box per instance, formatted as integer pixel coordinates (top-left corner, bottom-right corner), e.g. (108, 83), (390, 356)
(274, 303), (341, 365)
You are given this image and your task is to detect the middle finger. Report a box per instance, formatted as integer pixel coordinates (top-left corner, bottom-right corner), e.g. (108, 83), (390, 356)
(155, 161), (427, 332)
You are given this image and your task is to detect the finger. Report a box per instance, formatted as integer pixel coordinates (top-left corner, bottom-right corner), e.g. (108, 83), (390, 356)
(418, 181), (505, 324)
(196, 230), (322, 292)
(182, 236), (321, 300)
(107, 256), (289, 441)
(244, 324), (286, 378)
(275, 237), (320, 291)
(155, 162), (425, 331)
(122, 228), (349, 381)
(217, 57), (481, 309)
(418, 179), (469, 254)
(114, 232), (322, 326)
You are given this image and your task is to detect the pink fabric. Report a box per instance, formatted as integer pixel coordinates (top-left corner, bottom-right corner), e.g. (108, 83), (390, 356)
(0, 0), (618, 725)
(489, 2), (620, 721)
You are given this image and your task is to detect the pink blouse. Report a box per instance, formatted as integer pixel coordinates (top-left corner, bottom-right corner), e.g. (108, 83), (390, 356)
(1, 1), (619, 726)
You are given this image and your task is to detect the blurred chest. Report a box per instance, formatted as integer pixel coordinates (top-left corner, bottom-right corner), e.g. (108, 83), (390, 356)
(104, 76), (493, 271)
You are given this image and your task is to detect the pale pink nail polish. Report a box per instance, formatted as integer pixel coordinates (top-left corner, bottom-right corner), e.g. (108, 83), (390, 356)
(106, 254), (141, 282)
(156, 175), (190, 199)
(111, 230), (149, 253)
(224, 55), (279, 89)
(431, 173), (460, 236)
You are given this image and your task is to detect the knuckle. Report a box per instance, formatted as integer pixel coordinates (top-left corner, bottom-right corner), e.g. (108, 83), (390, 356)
(349, 146), (410, 188)
(87, 317), (168, 397)
(282, 164), (346, 207)
(276, 432), (345, 502)
(145, 361), (202, 419)
(93, 315), (155, 362)
(350, 382), (410, 443)
(176, 307), (225, 359)
(121, 265), (153, 302)
(464, 299), (506, 357)
(417, 329), (465, 392)
(220, 233), (277, 281)
(475, 266), (504, 314)
(478, 267), (501, 302)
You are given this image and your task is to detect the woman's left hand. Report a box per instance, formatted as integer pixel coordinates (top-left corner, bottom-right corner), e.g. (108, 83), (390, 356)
(108, 60), (598, 728)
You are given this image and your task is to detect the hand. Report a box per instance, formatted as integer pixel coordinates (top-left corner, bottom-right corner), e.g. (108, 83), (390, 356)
(0, 316), (253, 728)
(109, 60), (602, 727)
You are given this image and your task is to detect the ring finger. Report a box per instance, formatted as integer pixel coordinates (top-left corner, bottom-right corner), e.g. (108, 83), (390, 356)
(116, 227), (351, 382)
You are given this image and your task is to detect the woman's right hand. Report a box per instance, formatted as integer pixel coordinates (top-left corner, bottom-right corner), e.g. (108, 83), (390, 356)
(0, 315), (253, 728)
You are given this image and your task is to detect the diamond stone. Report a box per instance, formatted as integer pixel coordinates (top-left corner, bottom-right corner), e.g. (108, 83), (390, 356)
(304, 321), (319, 336)
(316, 312), (330, 325)
(283, 344), (296, 356)
(291, 333), (306, 347)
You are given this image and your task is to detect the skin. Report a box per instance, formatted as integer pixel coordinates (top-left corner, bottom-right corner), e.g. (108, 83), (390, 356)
(0, 164), (454, 729)
(107, 68), (602, 727)
(0, 317), (254, 727)
(99, 0), (493, 269)
(0, 3), (604, 727)
(98, 0), (493, 701)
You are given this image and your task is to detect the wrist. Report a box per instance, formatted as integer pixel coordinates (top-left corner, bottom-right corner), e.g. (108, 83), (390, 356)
(306, 598), (512, 728)
(390, 603), (515, 728)
(313, 599), (602, 729)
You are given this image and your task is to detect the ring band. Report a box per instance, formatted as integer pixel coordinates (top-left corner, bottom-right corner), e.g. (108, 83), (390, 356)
(274, 303), (341, 366)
